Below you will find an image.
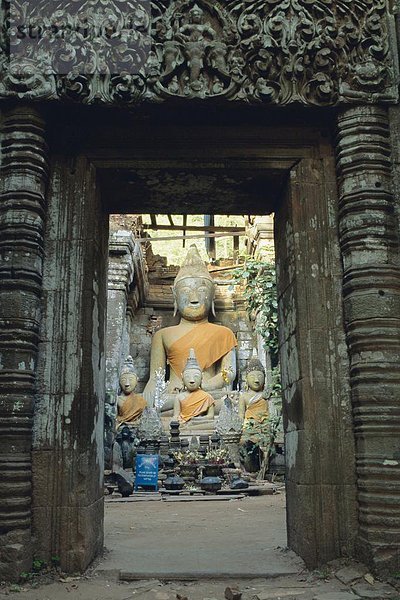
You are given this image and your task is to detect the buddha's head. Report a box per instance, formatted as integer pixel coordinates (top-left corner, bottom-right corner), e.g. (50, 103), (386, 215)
(119, 356), (138, 394)
(173, 245), (215, 321)
(182, 348), (202, 391)
(245, 357), (265, 392)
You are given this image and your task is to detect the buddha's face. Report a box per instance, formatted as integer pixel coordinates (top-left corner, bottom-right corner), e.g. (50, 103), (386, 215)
(174, 278), (214, 321)
(120, 372), (138, 394)
(246, 370), (265, 392)
(183, 368), (202, 391)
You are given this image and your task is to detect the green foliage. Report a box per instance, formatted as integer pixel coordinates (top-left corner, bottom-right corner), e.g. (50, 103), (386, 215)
(241, 408), (283, 479)
(19, 556), (59, 584)
(313, 567), (331, 580)
(231, 258), (279, 364)
(241, 416), (271, 451)
(269, 366), (282, 397)
(32, 558), (46, 573)
(241, 410), (282, 456)
(231, 257), (283, 479)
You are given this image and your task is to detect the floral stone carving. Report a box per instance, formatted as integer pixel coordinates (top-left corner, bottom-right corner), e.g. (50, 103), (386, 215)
(0, 0), (397, 106)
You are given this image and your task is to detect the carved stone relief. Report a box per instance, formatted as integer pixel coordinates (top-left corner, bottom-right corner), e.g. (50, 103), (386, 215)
(0, 0), (397, 106)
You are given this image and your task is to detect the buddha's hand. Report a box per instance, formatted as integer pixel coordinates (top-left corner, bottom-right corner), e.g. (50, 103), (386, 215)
(143, 382), (155, 405)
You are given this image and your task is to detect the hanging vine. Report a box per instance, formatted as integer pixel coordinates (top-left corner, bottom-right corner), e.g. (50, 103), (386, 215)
(231, 258), (279, 365)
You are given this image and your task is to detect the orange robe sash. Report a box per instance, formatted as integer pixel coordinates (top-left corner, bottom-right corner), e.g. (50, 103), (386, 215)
(116, 393), (146, 428)
(245, 396), (269, 423)
(179, 389), (215, 423)
(168, 322), (237, 377)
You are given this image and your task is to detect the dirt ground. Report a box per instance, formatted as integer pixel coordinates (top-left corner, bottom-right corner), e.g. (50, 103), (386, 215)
(0, 573), (387, 600)
(100, 491), (298, 578)
(1, 491), (399, 600)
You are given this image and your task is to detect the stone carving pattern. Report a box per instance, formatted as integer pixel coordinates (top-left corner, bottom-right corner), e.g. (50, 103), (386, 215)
(0, 0), (396, 106)
(336, 105), (400, 569)
(0, 107), (48, 578)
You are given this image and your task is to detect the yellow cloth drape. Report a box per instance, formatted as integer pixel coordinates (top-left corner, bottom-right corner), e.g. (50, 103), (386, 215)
(168, 322), (237, 377)
(116, 393), (146, 428)
(244, 397), (269, 423)
(179, 389), (215, 423)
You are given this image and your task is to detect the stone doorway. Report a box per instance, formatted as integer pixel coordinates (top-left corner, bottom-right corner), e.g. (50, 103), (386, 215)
(26, 105), (358, 577)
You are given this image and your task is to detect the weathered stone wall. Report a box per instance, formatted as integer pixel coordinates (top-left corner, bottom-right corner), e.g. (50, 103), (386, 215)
(275, 156), (358, 566)
(32, 155), (108, 572)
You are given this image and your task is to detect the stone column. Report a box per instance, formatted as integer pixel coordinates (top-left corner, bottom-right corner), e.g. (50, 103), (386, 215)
(106, 231), (137, 399)
(32, 155), (108, 572)
(336, 106), (400, 573)
(0, 106), (48, 579)
(275, 155), (357, 567)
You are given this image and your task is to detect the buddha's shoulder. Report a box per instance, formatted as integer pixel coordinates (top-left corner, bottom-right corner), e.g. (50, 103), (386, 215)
(207, 322), (237, 339)
(207, 322), (235, 332)
(155, 324), (185, 343)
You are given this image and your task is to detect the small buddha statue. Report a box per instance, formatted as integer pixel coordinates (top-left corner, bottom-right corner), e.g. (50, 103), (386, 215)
(238, 357), (269, 424)
(116, 356), (147, 429)
(173, 348), (215, 424)
(143, 244), (237, 411)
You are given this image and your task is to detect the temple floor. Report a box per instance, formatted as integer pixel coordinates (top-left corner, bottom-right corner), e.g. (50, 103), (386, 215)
(3, 491), (398, 599)
(98, 491), (303, 578)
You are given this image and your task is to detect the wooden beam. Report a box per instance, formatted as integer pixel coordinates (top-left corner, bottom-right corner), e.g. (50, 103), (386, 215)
(143, 224), (246, 232)
(136, 232), (245, 242)
(233, 235), (239, 262)
(182, 214), (187, 249)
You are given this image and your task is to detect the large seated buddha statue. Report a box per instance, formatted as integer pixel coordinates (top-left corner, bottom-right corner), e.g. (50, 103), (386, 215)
(143, 244), (237, 413)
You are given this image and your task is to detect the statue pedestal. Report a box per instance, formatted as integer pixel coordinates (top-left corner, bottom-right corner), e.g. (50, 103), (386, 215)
(161, 415), (216, 441)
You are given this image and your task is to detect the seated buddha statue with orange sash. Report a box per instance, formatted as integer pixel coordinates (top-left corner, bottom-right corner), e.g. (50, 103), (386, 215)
(238, 357), (269, 425)
(143, 244), (237, 412)
(116, 357), (147, 429)
(173, 349), (215, 423)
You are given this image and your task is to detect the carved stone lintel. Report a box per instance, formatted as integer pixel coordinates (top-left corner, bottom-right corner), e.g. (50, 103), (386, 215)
(336, 105), (400, 572)
(0, 106), (48, 579)
(0, 0), (397, 106)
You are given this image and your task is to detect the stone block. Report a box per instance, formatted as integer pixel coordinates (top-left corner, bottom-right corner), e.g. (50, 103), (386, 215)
(335, 564), (368, 585)
(351, 583), (398, 599)
(252, 590), (307, 599)
(286, 481), (356, 568)
(237, 332), (253, 341)
(225, 588), (242, 600)
(312, 594), (361, 600)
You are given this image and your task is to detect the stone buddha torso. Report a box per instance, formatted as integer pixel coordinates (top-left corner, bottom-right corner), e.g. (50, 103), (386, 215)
(239, 361), (269, 424)
(173, 349), (215, 424)
(116, 369), (146, 427)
